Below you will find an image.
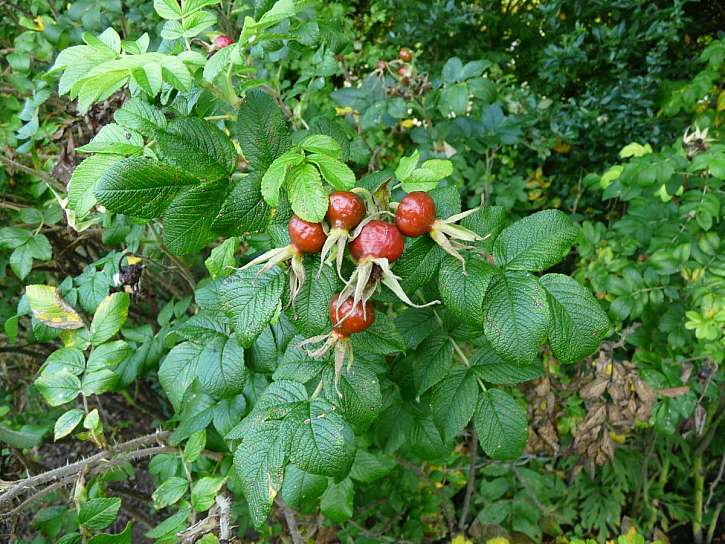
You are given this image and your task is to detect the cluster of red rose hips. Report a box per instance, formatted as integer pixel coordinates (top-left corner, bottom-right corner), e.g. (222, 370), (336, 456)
(241, 187), (481, 392)
(375, 48), (431, 99)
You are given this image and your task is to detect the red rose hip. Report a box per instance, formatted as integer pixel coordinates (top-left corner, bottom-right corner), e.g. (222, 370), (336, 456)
(349, 220), (405, 263)
(395, 191), (437, 237)
(329, 294), (374, 337)
(214, 35), (234, 49)
(288, 215), (326, 254)
(399, 48), (412, 62)
(327, 192), (366, 230)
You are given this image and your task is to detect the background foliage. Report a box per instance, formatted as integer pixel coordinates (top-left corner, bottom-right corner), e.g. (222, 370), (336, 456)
(0, 1), (723, 543)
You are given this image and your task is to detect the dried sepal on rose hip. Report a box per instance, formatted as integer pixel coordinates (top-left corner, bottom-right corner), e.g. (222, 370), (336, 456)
(318, 191), (367, 279)
(240, 215), (326, 304)
(336, 219), (439, 315)
(299, 294), (374, 395)
(395, 191), (483, 272)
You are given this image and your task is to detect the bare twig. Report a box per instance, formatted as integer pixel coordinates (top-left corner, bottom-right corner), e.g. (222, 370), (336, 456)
(276, 497), (303, 544)
(0, 154), (66, 192)
(0, 430), (222, 514)
(705, 452), (725, 511)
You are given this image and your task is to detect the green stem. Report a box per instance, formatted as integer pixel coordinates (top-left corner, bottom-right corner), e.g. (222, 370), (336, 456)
(693, 452), (704, 544)
(706, 502), (722, 544)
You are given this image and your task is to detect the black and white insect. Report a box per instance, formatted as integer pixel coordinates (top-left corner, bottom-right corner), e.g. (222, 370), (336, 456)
(113, 253), (144, 300)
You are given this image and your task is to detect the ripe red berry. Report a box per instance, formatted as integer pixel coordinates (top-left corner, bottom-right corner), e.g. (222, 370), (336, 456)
(376, 60), (387, 71)
(349, 220), (405, 263)
(214, 35), (234, 49)
(399, 48), (412, 62)
(288, 215), (326, 254)
(330, 294), (374, 337)
(398, 66), (409, 77)
(326, 192), (366, 230)
(395, 191), (437, 237)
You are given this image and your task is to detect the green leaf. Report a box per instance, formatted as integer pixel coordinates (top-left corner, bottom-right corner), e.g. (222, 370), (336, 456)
(273, 339), (326, 383)
(461, 205), (507, 252)
(131, 62), (163, 96)
(54, 408), (85, 440)
(79, 498), (121, 530)
(320, 478), (353, 523)
(410, 333), (454, 396)
(493, 209), (579, 272)
(184, 430), (206, 463)
(181, 10), (217, 37)
(349, 450), (396, 483)
(0, 227), (31, 249)
(285, 261), (338, 336)
(77, 124), (144, 155)
(474, 389), (527, 460)
(300, 134), (342, 158)
(144, 506), (190, 539)
(159, 338), (246, 411)
(391, 236), (442, 294)
(323, 364), (382, 430)
(440, 82), (468, 116)
(401, 159), (453, 192)
(90, 292), (129, 345)
(470, 341), (543, 385)
(442, 57), (464, 83)
(394, 307), (436, 349)
(395, 150), (419, 181)
(205, 237), (238, 279)
(483, 272), (550, 365)
(152, 477), (188, 510)
(219, 266), (286, 347)
(95, 157), (197, 218)
(234, 420), (287, 528)
(10, 245), (34, 279)
(539, 274), (609, 363)
(283, 399), (357, 478)
(191, 476), (226, 512)
(308, 154), (355, 190)
(68, 154), (124, 218)
(162, 180), (227, 255)
(26, 285), (84, 330)
(438, 255), (497, 327)
(351, 312), (405, 355)
(114, 98), (167, 136)
(234, 89), (291, 172)
(87, 522), (133, 544)
(183, 0), (220, 16)
(154, 0), (182, 19)
(213, 174), (272, 234)
(409, 413), (449, 459)
(256, 0), (296, 27)
(43, 347), (86, 375)
(261, 151), (304, 207)
(155, 118), (236, 181)
(429, 367), (478, 442)
(281, 465), (328, 511)
(177, 313), (232, 343)
(287, 162), (329, 222)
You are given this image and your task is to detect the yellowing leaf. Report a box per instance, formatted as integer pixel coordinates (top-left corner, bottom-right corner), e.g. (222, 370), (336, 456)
(401, 118), (416, 128)
(552, 140), (571, 153)
(451, 535), (474, 544)
(335, 106), (353, 116)
(486, 538), (510, 544)
(26, 285), (84, 330)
